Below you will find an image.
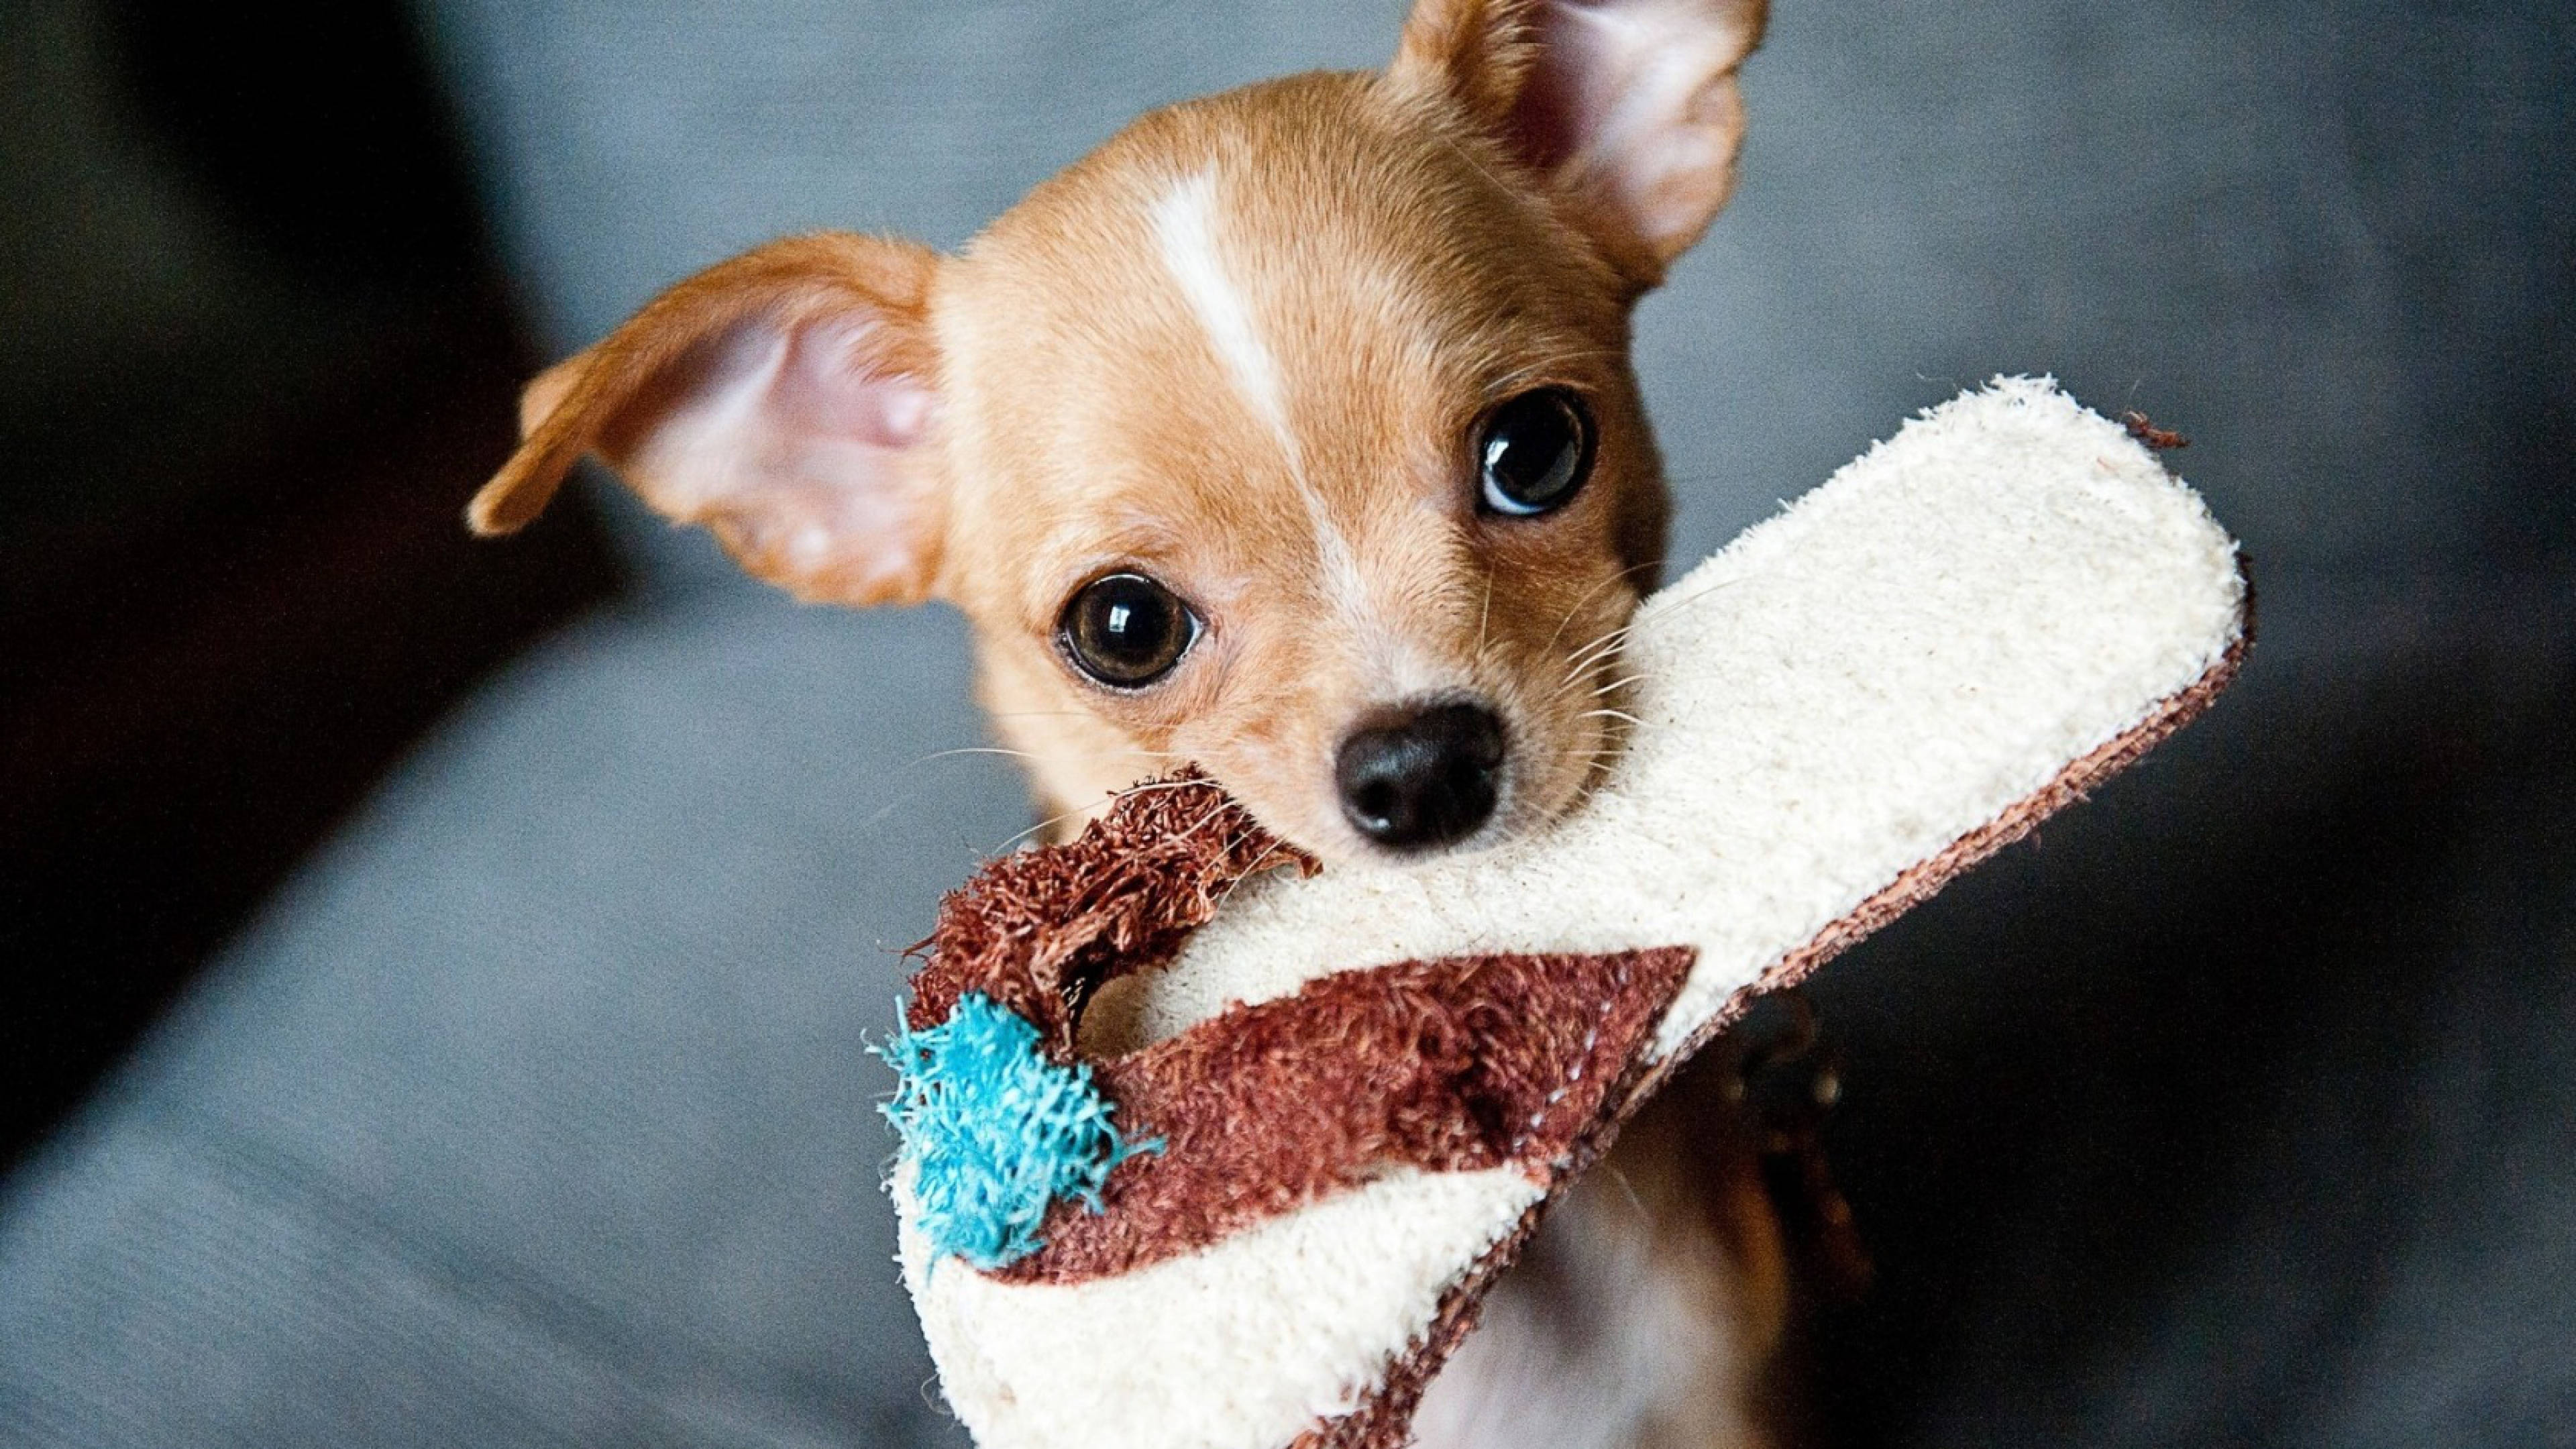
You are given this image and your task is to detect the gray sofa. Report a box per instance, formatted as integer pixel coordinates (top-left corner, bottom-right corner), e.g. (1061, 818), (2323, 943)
(5, 2), (2569, 1445)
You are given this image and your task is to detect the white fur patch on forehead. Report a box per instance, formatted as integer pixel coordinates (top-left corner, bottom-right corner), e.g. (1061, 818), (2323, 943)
(1148, 171), (1295, 458)
(1147, 168), (1381, 631)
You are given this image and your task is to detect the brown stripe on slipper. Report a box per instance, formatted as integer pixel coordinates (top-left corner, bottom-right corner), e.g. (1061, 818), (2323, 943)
(998, 945), (1696, 1284)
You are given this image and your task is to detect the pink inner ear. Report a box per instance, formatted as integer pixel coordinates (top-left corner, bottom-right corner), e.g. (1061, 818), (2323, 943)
(613, 312), (944, 602)
(1509, 1), (1605, 172)
(1509, 0), (1759, 260)
(774, 318), (938, 450)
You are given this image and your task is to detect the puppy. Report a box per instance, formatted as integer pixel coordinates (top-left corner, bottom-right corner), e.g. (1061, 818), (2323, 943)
(474, 1), (1784, 1442)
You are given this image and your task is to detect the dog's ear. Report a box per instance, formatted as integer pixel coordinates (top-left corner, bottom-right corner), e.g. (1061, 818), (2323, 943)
(470, 233), (948, 606)
(1391, 0), (1766, 290)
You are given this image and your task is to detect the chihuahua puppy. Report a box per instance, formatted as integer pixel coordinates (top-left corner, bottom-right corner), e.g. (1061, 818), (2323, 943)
(475, 0), (1780, 1442)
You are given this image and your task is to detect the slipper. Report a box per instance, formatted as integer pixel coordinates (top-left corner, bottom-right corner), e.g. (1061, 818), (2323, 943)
(885, 376), (2249, 1449)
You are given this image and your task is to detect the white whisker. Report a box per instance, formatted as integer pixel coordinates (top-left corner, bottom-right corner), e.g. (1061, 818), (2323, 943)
(1541, 561), (1660, 656)
(1216, 838), (1295, 909)
(1562, 622), (1640, 676)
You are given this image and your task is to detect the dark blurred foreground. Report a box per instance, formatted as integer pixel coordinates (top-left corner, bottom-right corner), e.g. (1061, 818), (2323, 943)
(1806, 576), (2576, 1444)
(0, 1), (620, 1161)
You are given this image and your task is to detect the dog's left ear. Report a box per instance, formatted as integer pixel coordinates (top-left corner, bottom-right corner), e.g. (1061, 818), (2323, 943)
(469, 233), (947, 606)
(1391, 0), (1767, 291)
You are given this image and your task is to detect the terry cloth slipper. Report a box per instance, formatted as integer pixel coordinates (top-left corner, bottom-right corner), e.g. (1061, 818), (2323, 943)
(884, 377), (2249, 1449)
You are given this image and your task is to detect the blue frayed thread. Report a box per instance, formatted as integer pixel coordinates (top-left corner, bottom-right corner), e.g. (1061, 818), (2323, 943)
(876, 993), (1159, 1270)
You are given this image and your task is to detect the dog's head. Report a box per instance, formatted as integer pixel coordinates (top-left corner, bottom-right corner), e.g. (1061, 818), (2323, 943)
(473, 0), (1764, 863)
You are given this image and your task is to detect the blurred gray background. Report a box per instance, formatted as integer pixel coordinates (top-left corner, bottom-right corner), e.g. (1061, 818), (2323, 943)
(3, 1), (2569, 1446)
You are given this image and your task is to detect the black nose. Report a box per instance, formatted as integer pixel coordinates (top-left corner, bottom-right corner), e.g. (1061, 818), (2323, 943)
(1335, 700), (1507, 851)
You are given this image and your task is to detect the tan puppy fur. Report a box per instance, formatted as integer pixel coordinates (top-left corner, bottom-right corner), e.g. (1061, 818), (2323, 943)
(935, 78), (1672, 853)
(476, 0), (1779, 1441)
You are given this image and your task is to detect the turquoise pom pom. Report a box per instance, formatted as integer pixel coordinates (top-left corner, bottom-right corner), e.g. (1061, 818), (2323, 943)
(877, 993), (1158, 1269)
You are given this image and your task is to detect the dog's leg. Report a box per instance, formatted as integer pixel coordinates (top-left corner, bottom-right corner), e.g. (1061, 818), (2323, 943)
(1413, 1056), (1790, 1449)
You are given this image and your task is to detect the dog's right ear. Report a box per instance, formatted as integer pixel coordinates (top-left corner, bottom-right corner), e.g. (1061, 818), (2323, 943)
(470, 233), (948, 606)
(1391, 0), (1767, 293)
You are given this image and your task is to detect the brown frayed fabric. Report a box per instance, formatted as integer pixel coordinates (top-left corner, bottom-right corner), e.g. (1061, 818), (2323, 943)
(1000, 945), (1695, 1284)
(2121, 408), (2192, 451)
(904, 768), (1315, 1042)
(906, 768), (1695, 1287)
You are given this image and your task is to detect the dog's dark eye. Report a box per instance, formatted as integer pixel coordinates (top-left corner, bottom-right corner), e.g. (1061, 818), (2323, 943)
(1476, 388), (1595, 517)
(1060, 572), (1199, 688)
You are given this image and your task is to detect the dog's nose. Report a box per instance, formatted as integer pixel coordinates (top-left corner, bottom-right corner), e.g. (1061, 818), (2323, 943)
(1336, 700), (1507, 851)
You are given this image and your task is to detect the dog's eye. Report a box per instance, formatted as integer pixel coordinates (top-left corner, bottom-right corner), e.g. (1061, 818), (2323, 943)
(1476, 388), (1595, 517)
(1060, 572), (1199, 688)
